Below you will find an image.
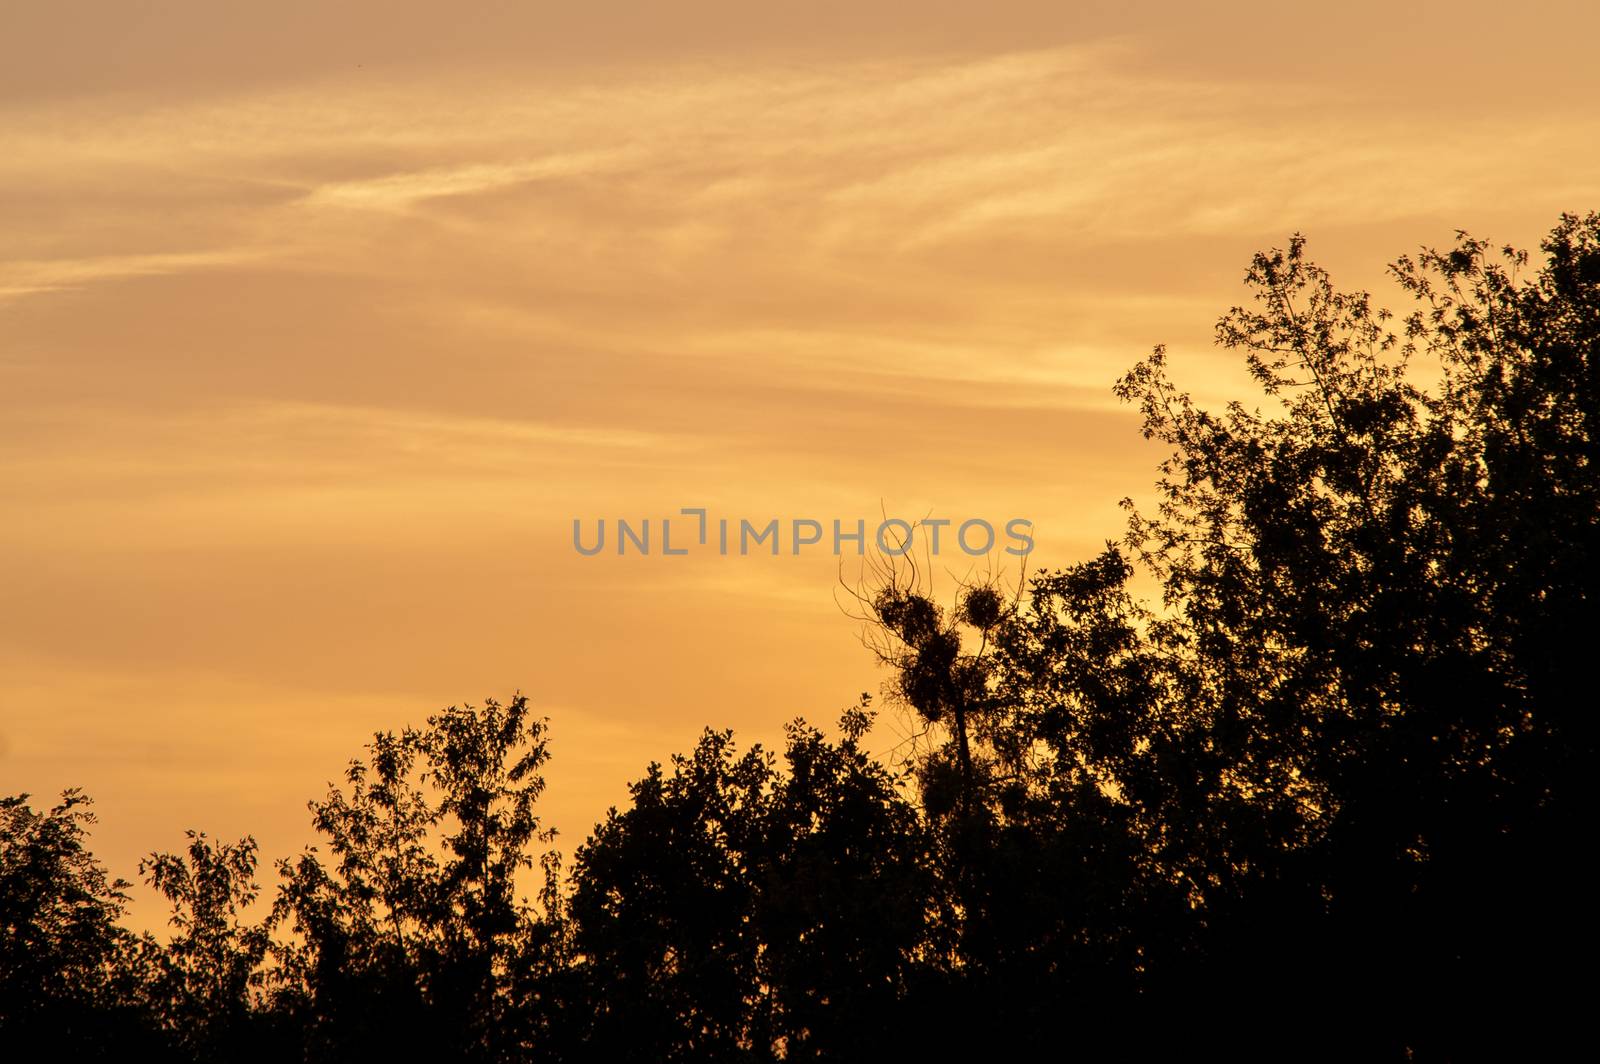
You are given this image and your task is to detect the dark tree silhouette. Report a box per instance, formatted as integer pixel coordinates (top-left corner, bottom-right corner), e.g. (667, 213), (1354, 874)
(840, 212), (1598, 1056)
(138, 832), (277, 1060)
(0, 791), (150, 1056)
(562, 702), (939, 1062)
(269, 694), (562, 1062)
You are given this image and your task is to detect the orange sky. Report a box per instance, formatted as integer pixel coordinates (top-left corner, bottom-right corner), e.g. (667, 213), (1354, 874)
(4, 2), (1598, 932)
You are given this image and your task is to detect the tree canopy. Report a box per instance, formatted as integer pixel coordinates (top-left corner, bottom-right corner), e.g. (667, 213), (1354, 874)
(4, 212), (1596, 1060)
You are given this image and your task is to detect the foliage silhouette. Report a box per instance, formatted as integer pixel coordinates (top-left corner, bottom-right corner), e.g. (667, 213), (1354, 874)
(2, 212), (1595, 1060)
(0, 791), (150, 1056)
(268, 695), (561, 1062)
(562, 701), (939, 1062)
(139, 832), (279, 1060)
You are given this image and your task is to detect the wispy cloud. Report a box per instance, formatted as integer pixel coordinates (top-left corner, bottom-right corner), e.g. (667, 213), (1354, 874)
(5, 46), (1596, 302)
(0, 249), (272, 299)
(300, 150), (639, 211)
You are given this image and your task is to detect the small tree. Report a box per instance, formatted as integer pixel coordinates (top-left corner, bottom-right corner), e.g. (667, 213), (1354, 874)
(139, 832), (273, 1060)
(565, 703), (938, 1062)
(0, 790), (144, 1054)
(270, 693), (560, 1061)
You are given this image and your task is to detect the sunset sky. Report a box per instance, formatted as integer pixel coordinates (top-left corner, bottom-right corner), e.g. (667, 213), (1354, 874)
(4, 1), (1597, 931)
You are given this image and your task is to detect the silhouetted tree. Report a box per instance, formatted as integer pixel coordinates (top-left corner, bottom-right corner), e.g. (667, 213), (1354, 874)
(138, 832), (278, 1061)
(831, 213), (1597, 1057)
(269, 693), (560, 1062)
(950, 212), (1596, 1056)
(563, 702), (940, 1062)
(0, 790), (152, 1056)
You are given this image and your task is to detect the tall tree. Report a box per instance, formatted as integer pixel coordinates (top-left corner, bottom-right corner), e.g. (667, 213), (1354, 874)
(857, 212), (1598, 1055)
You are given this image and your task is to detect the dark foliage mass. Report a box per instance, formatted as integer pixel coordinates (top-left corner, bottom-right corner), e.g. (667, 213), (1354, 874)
(4, 214), (1596, 1060)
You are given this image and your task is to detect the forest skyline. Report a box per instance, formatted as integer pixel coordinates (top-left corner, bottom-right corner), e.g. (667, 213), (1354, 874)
(8, 210), (1596, 1058)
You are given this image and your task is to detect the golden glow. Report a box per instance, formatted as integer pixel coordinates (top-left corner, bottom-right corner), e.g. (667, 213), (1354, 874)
(3, 2), (1597, 932)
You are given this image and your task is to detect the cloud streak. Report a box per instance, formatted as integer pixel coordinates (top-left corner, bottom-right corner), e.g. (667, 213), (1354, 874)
(0, 249), (275, 300)
(300, 150), (641, 211)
